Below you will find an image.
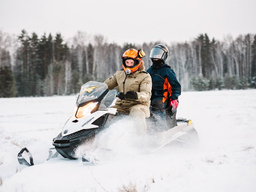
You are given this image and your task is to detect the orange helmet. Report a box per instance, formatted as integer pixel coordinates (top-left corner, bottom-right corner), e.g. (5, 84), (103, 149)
(122, 48), (145, 74)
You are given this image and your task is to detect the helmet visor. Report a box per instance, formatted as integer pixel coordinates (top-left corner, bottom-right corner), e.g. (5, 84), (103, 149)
(150, 48), (165, 60)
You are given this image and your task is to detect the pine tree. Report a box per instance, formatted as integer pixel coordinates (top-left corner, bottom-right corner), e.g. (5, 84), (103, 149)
(44, 33), (69, 95)
(87, 43), (94, 76)
(251, 35), (256, 88)
(53, 33), (69, 62)
(70, 45), (81, 93)
(17, 30), (30, 96)
(202, 34), (212, 79)
(122, 43), (136, 53)
(29, 32), (40, 95)
(37, 34), (48, 80)
(0, 66), (17, 97)
(251, 35), (256, 77)
(47, 34), (54, 64)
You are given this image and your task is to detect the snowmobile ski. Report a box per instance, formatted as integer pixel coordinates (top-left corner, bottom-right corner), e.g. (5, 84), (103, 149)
(17, 147), (34, 166)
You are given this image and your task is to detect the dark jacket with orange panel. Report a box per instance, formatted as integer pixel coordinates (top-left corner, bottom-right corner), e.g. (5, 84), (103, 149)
(147, 63), (181, 103)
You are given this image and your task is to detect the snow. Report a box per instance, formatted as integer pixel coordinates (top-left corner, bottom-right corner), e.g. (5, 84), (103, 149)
(0, 90), (256, 192)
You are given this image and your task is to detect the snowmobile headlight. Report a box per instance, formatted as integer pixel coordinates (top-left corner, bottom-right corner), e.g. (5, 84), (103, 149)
(75, 102), (98, 118)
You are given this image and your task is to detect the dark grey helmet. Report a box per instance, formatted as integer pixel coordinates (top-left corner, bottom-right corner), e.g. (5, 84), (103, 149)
(149, 44), (169, 62)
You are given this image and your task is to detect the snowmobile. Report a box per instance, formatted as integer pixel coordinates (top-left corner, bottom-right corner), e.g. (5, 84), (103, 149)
(52, 81), (117, 159)
(17, 81), (198, 166)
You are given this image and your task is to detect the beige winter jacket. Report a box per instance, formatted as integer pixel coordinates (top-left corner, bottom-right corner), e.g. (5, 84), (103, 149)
(104, 61), (152, 117)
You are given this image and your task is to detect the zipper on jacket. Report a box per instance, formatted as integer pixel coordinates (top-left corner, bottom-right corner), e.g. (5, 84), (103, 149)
(123, 74), (128, 93)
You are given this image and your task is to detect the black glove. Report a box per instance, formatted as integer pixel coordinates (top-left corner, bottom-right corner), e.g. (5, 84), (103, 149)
(125, 91), (138, 100)
(116, 92), (125, 100)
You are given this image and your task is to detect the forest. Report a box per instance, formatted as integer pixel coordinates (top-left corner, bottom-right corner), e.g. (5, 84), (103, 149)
(0, 30), (256, 97)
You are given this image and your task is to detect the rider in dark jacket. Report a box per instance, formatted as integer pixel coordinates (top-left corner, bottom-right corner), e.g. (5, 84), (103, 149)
(147, 44), (181, 129)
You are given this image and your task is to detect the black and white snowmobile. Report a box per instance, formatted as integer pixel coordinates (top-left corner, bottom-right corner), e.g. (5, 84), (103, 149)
(52, 81), (117, 159)
(17, 81), (198, 166)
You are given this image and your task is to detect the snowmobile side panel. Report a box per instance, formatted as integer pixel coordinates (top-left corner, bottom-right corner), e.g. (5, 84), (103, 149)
(62, 110), (116, 136)
(53, 113), (111, 159)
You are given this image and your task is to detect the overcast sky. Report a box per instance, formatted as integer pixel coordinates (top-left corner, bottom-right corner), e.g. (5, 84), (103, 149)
(0, 0), (256, 45)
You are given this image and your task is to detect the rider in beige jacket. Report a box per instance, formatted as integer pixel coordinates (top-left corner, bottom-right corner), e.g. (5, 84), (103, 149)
(104, 48), (152, 134)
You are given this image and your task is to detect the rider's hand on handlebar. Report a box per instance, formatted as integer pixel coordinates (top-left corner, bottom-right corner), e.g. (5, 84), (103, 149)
(116, 92), (126, 100)
(125, 91), (138, 100)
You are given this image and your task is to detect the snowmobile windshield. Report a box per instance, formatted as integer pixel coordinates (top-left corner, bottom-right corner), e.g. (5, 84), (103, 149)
(77, 81), (108, 105)
(102, 89), (116, 107)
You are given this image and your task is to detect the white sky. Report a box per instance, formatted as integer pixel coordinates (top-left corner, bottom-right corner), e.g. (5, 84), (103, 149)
(0, 0), (256, 45)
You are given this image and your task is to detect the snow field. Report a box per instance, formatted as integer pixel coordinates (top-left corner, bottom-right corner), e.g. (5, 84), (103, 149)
(0, 90), (256, 192)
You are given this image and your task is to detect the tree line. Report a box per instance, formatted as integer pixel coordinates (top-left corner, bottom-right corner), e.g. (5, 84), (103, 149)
(0, 30), (256, 97)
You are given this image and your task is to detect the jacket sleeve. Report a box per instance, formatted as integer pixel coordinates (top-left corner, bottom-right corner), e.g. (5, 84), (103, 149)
(137, 74), (152, 103)
(104, 73), (118, 90)
(166, 69), (181, 100)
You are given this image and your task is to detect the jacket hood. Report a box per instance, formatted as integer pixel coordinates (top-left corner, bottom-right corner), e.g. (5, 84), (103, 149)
(138, 61), (146, 71)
